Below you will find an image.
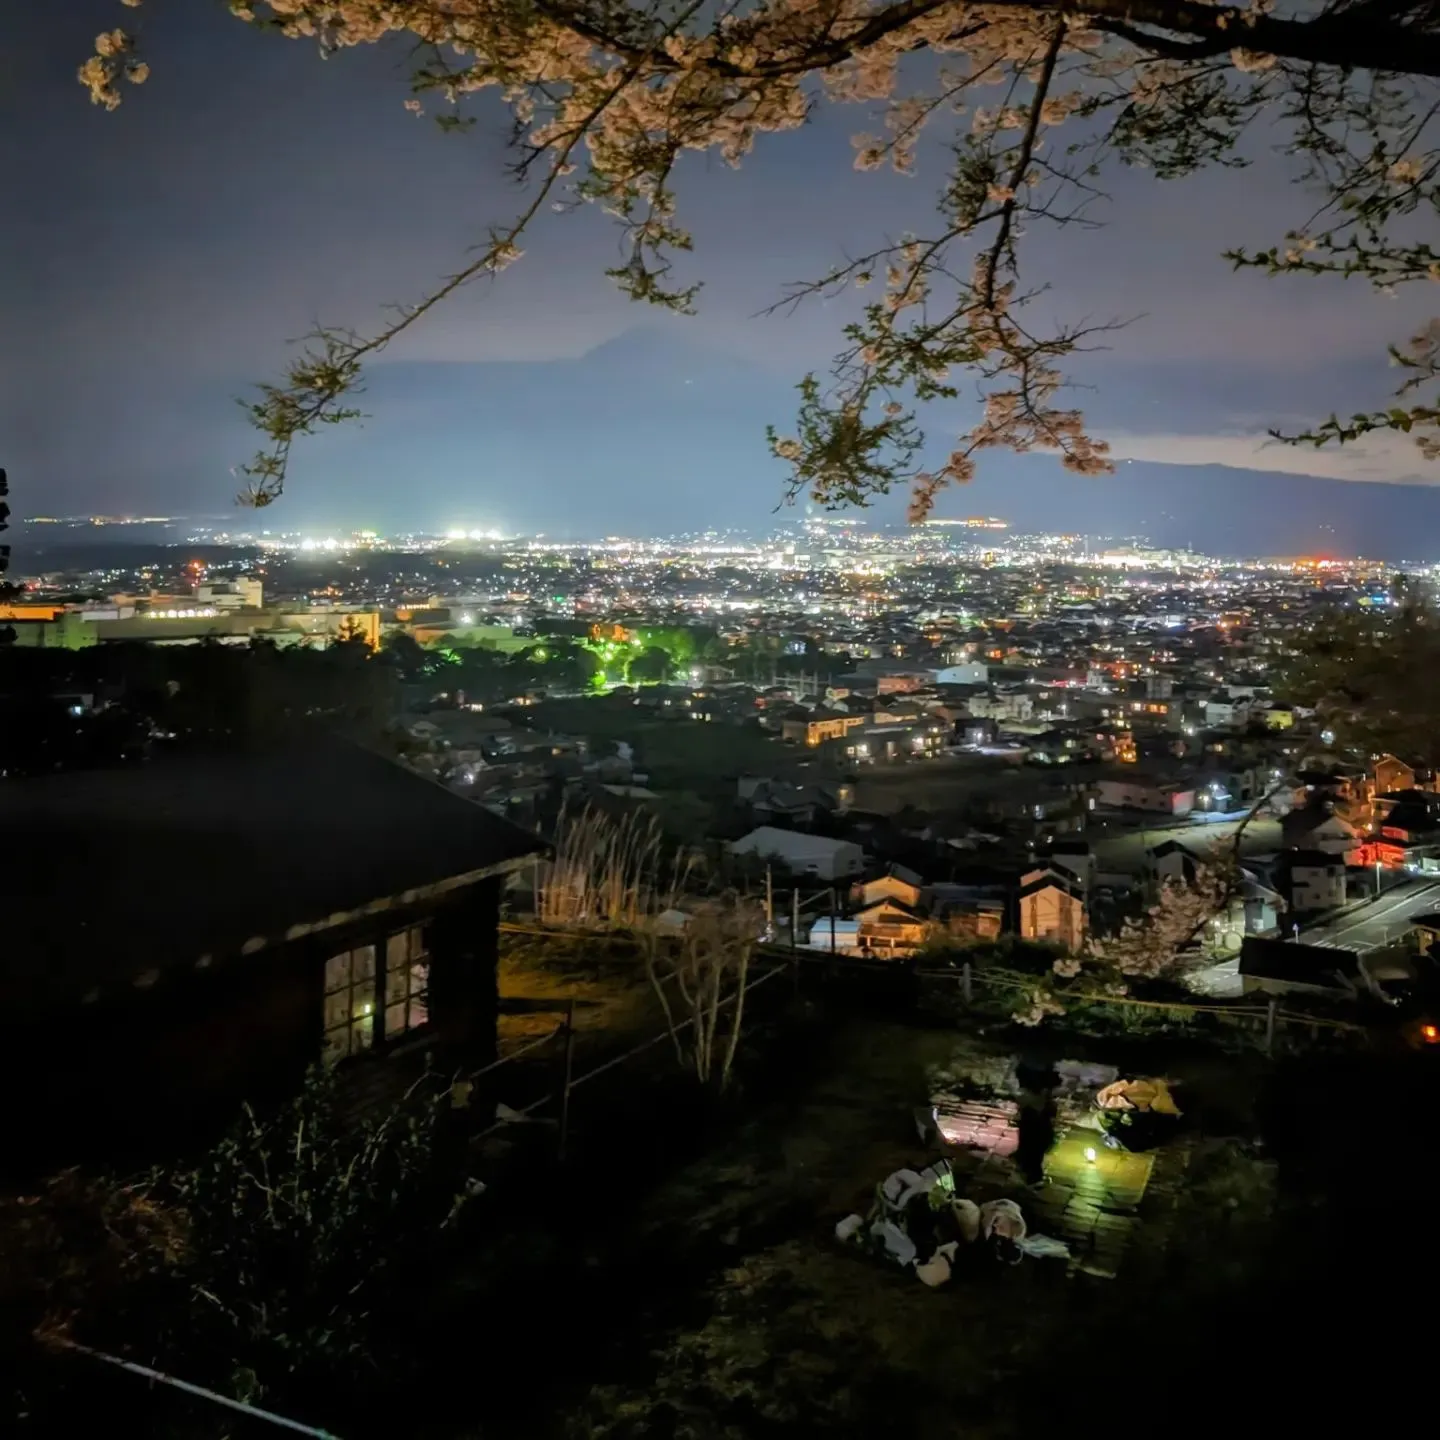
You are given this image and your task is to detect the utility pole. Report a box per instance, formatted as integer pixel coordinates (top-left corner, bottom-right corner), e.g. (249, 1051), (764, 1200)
(765, 864), (774, 936)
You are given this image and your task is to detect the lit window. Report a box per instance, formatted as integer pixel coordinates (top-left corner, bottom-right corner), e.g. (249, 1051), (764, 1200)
(385, 925), (431, 1039)
(323, 943), (377, 1064)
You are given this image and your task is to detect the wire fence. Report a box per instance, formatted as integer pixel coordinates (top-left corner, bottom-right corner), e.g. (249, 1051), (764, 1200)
(496, 918), (1372, 1064)
(466, 961), (791, 1150)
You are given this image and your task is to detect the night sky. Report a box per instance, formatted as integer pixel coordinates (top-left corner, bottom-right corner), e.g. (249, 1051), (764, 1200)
(4, 1), (1432, 548)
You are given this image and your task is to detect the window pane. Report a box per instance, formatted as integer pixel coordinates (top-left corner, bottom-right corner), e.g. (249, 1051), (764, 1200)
(324, 952), (351, 994)
(385, 1002), (407, 1039)
(352, 944), (376, 984)
(409, 926), (429, 961)
(386, 966), (408, 1006)
(322, 1029), (348, 1066)
(408, 962), (430, 1030)
(352, 1015), (374, 1052)
(323, 991), (351, 1030)
(386, 931), (408, 972)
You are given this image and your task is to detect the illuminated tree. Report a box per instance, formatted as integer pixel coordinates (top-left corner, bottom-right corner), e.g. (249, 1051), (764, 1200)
(87, 4), (1440, 516)
(1016, 861), (1232, 1025)
(1083, 862), (1234, 980)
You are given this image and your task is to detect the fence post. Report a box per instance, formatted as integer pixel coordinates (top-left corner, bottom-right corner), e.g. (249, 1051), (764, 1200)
(557, 1000), (576, 1163)
(962, 961), (973, 1006)
(790, 888), (801, 999)
(1264, 997), (1277, 1055)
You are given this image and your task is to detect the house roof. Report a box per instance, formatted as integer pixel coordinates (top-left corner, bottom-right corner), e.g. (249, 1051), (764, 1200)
(1018, 869), (1084, 901)
(855, 893), (924, 918)
(1284, 848), (1347, 870)
(879, 862), (924, 887)
(1238, 937), (1359, 986)
(4, 742), (547, 1011)
(731, 826), (859, 859)
(1282, 805), (1355, 838)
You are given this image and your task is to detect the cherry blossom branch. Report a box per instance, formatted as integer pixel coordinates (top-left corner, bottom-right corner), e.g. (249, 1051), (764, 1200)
(81, 0), (1440, 511)
(979, 22), (1066, 310)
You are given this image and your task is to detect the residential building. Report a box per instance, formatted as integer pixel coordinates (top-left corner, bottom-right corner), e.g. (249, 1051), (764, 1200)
(806, 916), (861, 952)
(852, 865), (925, 910)
(1037, 839), (1096, 891)
(1282, 801), (1360, 858)
(1092, 775), (1197, 816)
(1017, 868), (1086, 952)
(1145, 838), (1201, 886)
(933, 662), (990, 686)
(1374, 753), (1418, 798)
(729, 826), (865, 882)
(781, 709), (868, 747)
(1203, 697), (1252, 730)
(739, 777), (855, 827)
(3, 743), (547, 1166)
(1282, 849), (1348, 913)
(854, 898), (929, 958)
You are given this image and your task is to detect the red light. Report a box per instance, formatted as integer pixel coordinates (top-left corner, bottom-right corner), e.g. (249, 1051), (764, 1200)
(1422, 1024), (1439, 1044)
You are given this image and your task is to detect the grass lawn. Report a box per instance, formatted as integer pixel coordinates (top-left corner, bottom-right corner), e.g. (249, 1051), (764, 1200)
(852, 755), (1052, 817)
(547, 1019), (1283, 1439)
(529, 695), (793, 789)
(498, 928), (659, 1048)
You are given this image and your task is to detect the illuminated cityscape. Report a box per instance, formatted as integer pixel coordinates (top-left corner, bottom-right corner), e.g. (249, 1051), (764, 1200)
(9, 0), (1440, 1429)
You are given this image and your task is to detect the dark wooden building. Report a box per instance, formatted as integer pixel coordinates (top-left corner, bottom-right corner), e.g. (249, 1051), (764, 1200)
(2, 742), (546, 1167)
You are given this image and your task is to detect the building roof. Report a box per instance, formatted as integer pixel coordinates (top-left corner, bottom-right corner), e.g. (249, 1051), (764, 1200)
(1284, 848), (1347, 870)
(1018, 869), (1084, 901)
(4, 742), (547, 1011)
(730, 826), (859, 860)
(1238, 937), (1359, 987)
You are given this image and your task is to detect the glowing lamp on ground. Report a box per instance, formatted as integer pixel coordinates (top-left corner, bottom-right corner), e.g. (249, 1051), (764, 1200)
(1083, 1146), (1098, 1163)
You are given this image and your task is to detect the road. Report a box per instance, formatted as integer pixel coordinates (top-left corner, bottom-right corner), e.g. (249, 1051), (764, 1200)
(1299, 877), (1440, 953)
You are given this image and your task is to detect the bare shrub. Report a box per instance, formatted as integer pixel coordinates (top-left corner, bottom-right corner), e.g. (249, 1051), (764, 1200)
(642, 899), (765, 1093)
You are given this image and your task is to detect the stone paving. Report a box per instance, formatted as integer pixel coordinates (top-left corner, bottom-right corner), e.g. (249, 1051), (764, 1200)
(923, 1046), (1195, 1281)
(1031, 1128), (1153, 1278)
(932, 1097), (1020, 1156)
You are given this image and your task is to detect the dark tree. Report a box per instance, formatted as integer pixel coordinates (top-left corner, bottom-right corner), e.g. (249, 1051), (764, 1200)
(0, 468), (15, 647)
(1281, 581), (1440, 769)
(629, 646), (673, 685)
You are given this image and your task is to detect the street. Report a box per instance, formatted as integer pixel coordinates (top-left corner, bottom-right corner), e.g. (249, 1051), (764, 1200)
(1299, 877), (1440, 953)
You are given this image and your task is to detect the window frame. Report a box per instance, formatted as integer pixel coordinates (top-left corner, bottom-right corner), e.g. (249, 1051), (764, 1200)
(383, 923), (431, 1042)
(322, 941), (378, 1066)
(321, 921), (433, 1066)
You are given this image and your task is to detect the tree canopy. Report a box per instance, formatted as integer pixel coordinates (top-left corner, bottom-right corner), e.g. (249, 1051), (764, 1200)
(1281, 580), (1440, 768)
(86, 2), (1440, 516)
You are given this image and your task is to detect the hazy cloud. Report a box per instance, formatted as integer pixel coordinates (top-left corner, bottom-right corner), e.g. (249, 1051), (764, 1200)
(1105, 430), (1435, 485)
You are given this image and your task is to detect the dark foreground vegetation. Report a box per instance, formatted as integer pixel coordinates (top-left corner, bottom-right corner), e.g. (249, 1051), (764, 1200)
(7, 944), (1437, 1439)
